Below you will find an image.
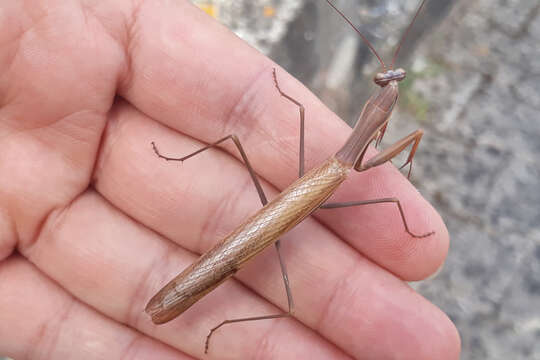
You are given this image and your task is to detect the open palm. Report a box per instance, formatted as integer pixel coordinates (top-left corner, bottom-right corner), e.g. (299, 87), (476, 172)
(0, 1), (460, 359)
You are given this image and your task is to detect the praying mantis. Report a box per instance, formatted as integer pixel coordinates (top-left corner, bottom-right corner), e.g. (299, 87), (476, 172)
(146, 0), (433, 353)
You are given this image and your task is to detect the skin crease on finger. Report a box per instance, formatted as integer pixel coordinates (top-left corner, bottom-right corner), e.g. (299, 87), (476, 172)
(0, 0), (460, 359)
(0, 257), (195, 360)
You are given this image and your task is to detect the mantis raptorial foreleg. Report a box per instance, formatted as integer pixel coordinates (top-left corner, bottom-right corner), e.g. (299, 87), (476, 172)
(320, 129), (433, 239)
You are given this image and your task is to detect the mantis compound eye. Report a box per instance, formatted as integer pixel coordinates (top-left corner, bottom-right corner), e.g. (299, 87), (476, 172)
(374, 68), (407, 87)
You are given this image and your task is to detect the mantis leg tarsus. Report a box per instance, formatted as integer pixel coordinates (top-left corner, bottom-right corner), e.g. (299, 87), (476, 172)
(320, 197), (434, 239)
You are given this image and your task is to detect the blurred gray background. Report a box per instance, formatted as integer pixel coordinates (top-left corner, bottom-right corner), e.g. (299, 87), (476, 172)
(193, 0), (540, 359)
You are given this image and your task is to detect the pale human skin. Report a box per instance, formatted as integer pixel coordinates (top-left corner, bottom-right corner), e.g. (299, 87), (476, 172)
(0, 1), (460, 359)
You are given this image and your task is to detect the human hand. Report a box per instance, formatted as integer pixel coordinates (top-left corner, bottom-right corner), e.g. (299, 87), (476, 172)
(0, 1), (460, 359)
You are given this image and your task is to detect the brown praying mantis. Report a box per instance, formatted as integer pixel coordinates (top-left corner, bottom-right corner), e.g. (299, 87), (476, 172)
(146, 0), (433, 353)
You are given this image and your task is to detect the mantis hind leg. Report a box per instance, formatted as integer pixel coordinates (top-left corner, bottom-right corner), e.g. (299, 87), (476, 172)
(152, 70), (305, 352)
(203, 69), (307, 353)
